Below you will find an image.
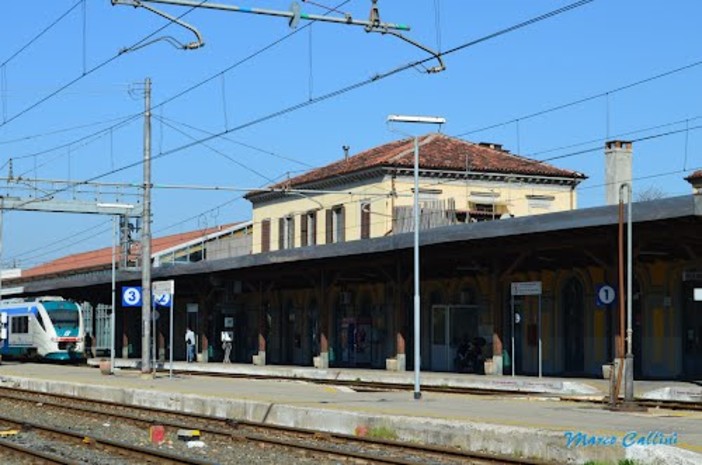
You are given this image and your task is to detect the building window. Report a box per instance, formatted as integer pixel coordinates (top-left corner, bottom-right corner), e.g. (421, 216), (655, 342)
(261, 219), (271, 252)
(474, 203), (495, 214)
(301, 211), (317, 247)
(527, 194), (555, 212)
(326, 205), (345, 244)
(360, 201), (371, 239)
(279, 216), (295, 250)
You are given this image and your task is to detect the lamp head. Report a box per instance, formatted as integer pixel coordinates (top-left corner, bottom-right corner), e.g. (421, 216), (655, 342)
(387, 115), (446, 125)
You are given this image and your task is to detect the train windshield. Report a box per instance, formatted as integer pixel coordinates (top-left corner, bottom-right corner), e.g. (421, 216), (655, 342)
(49, 310), (79, 328)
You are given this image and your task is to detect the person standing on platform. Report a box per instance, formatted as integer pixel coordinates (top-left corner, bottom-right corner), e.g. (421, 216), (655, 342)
(84, 332), (94, 359)
(185, 327), (195, 363)
(221, 330), (233, 364)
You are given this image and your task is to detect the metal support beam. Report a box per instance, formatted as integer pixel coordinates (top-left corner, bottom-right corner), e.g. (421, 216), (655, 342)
(116, 0), (410, 31)
(141, 77), (153, 375)
(0, 197), (141, 216)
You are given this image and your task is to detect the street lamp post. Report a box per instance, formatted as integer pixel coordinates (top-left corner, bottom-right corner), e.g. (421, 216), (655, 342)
(387, 115), (446, 400)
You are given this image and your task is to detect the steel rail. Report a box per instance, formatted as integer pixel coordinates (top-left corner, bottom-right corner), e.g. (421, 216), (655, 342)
(0, 386), (550, 465)
(0, 437), (77, 464)
(0, 412), (217, 465)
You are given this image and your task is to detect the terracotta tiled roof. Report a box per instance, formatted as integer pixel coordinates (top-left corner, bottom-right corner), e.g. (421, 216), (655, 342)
(257, 133), (585, 193)
(685, 170), (702, 182)
(20, 223), (241, 279)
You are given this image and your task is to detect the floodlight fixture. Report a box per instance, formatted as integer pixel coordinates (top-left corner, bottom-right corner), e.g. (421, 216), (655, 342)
(387, 115), (446, 125)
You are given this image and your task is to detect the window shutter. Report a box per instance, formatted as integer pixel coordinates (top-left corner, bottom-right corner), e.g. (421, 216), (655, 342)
(289, 217), (295, 248)
(300, 214), (308, 247)
(338, 206), (346, 242)
(310, 211), (317, 245)
(278, 218), (285, 250)
(326, 209), (333, 244)
(361, 203), (371, 239)
(261, 219), (270, 252)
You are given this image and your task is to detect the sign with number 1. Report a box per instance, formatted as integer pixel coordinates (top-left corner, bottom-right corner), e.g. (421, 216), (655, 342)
(596, 284), (616, 307)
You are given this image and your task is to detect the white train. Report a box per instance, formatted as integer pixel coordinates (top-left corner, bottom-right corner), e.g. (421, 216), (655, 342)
(0, 297), (85, 361)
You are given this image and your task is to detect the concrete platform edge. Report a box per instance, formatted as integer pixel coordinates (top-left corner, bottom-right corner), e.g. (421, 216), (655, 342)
(2, 373), (699, 464)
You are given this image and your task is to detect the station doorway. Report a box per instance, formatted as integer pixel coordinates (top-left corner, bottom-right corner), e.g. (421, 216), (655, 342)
(562, 277), (585, 374)
(430, 305), (479, 372)
(683, 281), (702, 377)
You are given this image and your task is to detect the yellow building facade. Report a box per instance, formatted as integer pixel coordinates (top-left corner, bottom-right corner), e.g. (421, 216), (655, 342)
(247, 134), (585, 254)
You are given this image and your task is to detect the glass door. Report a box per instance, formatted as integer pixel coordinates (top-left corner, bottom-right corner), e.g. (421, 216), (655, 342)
(432, 305), (480, 372)
(431, 305), (449, 371)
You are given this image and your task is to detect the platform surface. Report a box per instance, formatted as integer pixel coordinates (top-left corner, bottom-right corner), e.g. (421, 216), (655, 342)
(89, 358), (702, 401)
(1, 362), (700, 464)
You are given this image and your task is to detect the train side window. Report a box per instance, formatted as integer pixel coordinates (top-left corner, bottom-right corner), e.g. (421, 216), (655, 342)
(11, 316), (29, 334)
(35, 312), (46, 331)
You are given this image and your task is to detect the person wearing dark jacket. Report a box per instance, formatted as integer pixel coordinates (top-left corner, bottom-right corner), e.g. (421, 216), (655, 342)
(84, 332), (94, 359)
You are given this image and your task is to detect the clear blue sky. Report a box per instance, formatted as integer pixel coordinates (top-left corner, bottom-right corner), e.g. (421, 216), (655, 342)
(1, 0), (701, 269)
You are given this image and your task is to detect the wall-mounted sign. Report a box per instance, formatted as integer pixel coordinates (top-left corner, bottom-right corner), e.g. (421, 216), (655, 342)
(511, 281), (542, 296)
(596, 284), (617, 307)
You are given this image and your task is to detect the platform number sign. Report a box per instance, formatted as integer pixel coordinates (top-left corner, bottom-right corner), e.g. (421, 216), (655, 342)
(596, 284), (616, 307)
(152, 280), (174, 307)
(154, 292), (171, 307)
(122, 286), (142, 307)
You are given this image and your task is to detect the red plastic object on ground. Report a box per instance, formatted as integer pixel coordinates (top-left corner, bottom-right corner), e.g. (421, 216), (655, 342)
(150, 425), (166, 445)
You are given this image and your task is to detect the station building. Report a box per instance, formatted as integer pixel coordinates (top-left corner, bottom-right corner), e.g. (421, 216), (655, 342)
(5, 136), (702, 380)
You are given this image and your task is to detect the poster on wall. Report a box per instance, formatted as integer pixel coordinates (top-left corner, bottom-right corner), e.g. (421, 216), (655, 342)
(355, 316), (372, 365)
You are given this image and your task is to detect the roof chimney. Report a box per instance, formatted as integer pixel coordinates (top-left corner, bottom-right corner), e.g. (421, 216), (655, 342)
(479, 142), (504, 152)
(604, 140), (633, 205)
(343, 145), (350, 162)
(684, 170), (702, 194)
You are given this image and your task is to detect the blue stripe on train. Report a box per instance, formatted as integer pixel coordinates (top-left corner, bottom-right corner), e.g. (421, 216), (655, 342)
(44, 352), (85, 361)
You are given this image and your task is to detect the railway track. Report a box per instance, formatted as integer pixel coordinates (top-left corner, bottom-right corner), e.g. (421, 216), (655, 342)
(0, 412), (215, 464)
(0, 437), (71, 465)
(0, 385), (550, 465)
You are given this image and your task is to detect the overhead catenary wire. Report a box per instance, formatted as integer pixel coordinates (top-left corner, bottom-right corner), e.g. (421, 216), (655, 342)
(14, 130), (700, 268)
(0, 113), (138, 146)
(13, 0), (597, 212)
(1, 65), (7, 122)
(82, 0), (88, 75)
(155, 115), (314, 167)
(0, 0), (83, 69)
(220, 74), (229, 130)
(524, 115), (702, 158)
(0, 0), (209, 131)
(18, 153), (702, 269)
(6, 0), (590, 179)
(148, 0), (597, 158)
(457, 57), (702, 137)
(407, 125), (702, 200)
(308, 22), (314, 101)
(2, 0), (349, 176)
(152, 0), (352, 111)
(7, 220), (112, 264)
(157, 118), (276, 182)
(433, 0), (442, 53)
(13, 114), (142, 178)
(42, 147), (702, 268)
(540, 124), (702, 163)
